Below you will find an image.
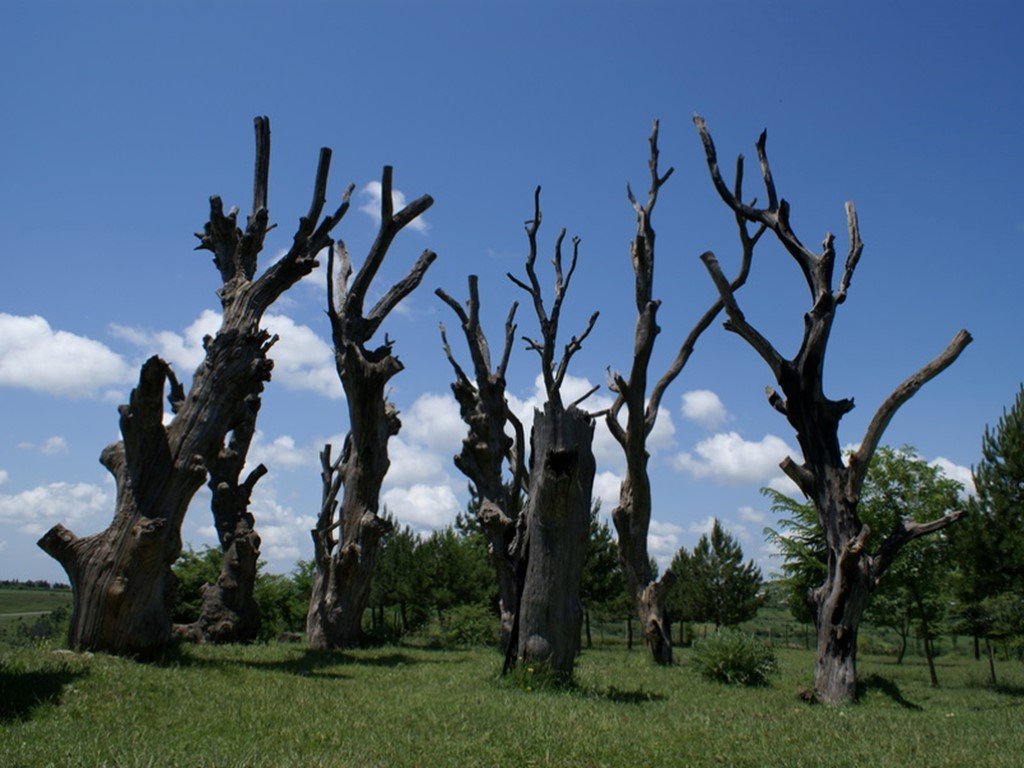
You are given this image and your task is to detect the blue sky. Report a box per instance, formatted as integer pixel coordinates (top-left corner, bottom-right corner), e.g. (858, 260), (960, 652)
(1, 2), (1021, 581)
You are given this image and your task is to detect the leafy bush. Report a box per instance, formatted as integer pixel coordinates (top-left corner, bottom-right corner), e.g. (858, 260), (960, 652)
(691, 629), (778, 686)
(440, 603), (499, 648)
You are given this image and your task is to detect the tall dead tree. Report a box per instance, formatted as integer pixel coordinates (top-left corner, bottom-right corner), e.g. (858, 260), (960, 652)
(436, 276), (527, 651)
(306, 167), (436, 650)
(606, 120), (760, 665)
(37, 117), (351, 655)
(506, 188), (599, 676)
(694, 115), (971, 704)
(174, 396), (266, 643)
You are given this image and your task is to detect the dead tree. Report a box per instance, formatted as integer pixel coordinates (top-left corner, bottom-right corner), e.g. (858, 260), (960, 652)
(436, 276), (527, 651)
(306, 167), (436, 650)
(37, 117), (351, 655)
(606, 120), (760, 665)
(505, 188), (599, 677)
(174, 395), (267, 643)
(694, 115), (970, 704)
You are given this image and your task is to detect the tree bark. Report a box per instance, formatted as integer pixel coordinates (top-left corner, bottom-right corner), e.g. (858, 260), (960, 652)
(505, 189), (599, 678)
(695, 115), (971, 703)
(436, 276), (525, 654)
(307, 165), (436, 650)
(515, 403), (595, 676)
(607, 122), (758, 666)
(37, 118), (347, 655)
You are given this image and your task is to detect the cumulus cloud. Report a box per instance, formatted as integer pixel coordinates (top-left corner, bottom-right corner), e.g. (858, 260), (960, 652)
(359, 181), (429, 233)
(672, 431), (798, 485)
(648, 519), (684, 565)
(0, 469), (7, 486)
(738, 505), (767, 524)
(0, 481), (111, 535)
(687, 515), (717, 536)
(0, 313), (133, 397)
(111, 310), (341, 399)
(767, 474), (804, 499)
(382, 483), (461, 532)
(18, 436), (69, 456)
(401, 393), (465, 455)
(680, 389), (730, 429)
(385, 436), (448, 487)
(248, 433), (313, 472)
(930, 457), (976, 497)
(592, 471), (622, 513)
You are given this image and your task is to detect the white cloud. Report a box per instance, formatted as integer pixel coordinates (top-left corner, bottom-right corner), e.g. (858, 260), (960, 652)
(0, 469), (7, 486)
(401, 392), (465, 456)
(767, 474), (804, 499)
(0, 481), (111, 535)
(112, 310), (342, 399)
(647, 410), (677, 453)
(248, 433), (313, 472)
(0, 314), (133, 397)
(672, 431), (798, 485)
(680, 389), (730, 429)
(382, 483), (461, 532)
(687, 515), (717, 536)
(359, 181), (429, 233)
(648, 518), (683, 557)
(592, 470), (622, 513)
(18, 436), (69, 456)
(930, 457), (976, 498)
(738, 505), (767, 524)
(385, 436), (447, 487)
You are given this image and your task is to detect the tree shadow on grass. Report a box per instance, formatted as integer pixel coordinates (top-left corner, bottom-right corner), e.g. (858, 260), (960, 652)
(155, 646), (428, 679)
(0, 663), (87, 722)
(857, 673), (922, 710)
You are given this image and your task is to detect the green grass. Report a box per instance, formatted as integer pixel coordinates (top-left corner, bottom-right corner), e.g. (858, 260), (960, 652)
(0, 588), (72, 639)
(1, 642), (1021, 767)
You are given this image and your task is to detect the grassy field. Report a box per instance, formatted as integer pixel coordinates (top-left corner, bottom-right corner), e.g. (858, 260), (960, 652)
(0, 588), (72, 639)
(1, 640), (1021, 767)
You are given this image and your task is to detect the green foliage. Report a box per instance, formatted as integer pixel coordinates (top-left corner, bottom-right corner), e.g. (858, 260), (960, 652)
(439, 603), (499, 647)
(762, 489), (824, 624)
(170, 545), (222, 624)
(580, 502), (625, 616)
(951, 385), (1024, 653)
(690, 629), (779, 686)
(667, 519), (762, 628)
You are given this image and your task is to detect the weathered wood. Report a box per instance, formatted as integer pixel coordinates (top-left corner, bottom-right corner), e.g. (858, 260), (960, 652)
(506, 189), (598, 677)
(695, 115), (970, 704)
(37, 118), (348, 655)
(307, 166), (436, 649)
(606, 121), (760, 666)
(437, 276), (524, 651)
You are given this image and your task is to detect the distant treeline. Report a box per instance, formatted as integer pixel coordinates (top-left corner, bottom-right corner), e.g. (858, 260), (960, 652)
(0, 579), (71, 591)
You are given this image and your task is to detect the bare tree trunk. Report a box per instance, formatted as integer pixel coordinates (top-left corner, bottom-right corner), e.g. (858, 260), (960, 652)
(607, 122), (757, 667)
(584, 609), (592, 649)
(516, 403), (595, 675)
(505, 189), (599, 678)
(176, 404), (267, 644)
(986, 638), (998, 685)
(695, 116), (970, 703)
(307, 166), (436, 650)
(437, 276), (526, 654)
(38, 118), (347, 655)
(627, 614), (634, 651)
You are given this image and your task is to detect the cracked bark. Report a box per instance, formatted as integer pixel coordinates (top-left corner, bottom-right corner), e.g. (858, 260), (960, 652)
(606, 121), (758, 665)
(306, 166), (436, 649)
(437, 276), (526, 652)
(37, 118), (349, 655)
(505, 188), (598, 677)
(695, 115), (970, 703)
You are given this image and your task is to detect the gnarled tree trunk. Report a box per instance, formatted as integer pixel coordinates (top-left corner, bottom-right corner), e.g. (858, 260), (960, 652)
(607, 121), (757, 665)
(306, 166), (436, 649)
(437, 275), (527, 652)
(696, 115), (970, 703)
(505, 188), (599, 676)
(516, 403), (595, 674)
(175, 397), (267, 644)
(38, 117), (349, 654)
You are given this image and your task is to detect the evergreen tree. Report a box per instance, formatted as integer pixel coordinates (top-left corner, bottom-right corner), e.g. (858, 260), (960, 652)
(687, 519), (763, 628)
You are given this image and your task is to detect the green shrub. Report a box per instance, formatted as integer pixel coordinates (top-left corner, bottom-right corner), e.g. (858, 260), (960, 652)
(440, 603), (499, 648)
(691, 629), (778, 686)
